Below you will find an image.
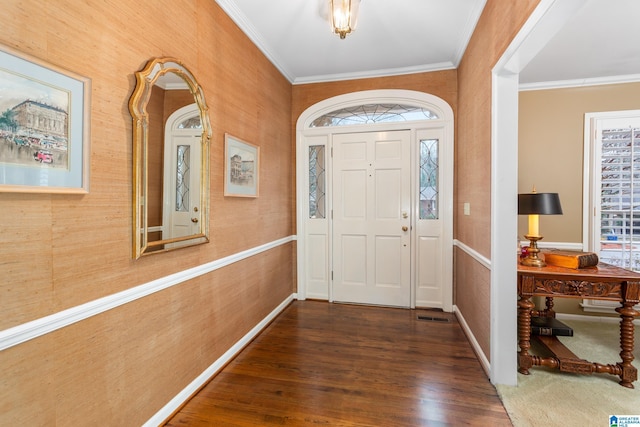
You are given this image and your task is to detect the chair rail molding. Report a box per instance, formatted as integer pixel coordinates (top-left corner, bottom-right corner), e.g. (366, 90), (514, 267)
(0, 235), (296, 352)
(453, 239), (491, 270)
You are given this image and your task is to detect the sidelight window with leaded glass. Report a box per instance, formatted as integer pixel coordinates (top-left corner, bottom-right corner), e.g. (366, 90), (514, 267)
(419, 139), (439, 219)
(309, 145), (326, 219)
(175, 145), (190, 212)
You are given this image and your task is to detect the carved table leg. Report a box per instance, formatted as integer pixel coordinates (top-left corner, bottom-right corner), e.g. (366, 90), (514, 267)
(518, 295), (535, 374)
(616, 302), (639, 388)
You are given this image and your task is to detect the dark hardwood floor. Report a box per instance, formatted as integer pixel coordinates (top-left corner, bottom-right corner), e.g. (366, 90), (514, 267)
(165, 300), (512, 426)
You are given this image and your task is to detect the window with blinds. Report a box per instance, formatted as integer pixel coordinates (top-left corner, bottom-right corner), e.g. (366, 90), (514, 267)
(599, 125), (640, 271)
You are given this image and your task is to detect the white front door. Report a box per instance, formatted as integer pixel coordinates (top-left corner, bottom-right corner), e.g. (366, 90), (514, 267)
(296, 89), (454, 311)
(332, 130), (411, 307)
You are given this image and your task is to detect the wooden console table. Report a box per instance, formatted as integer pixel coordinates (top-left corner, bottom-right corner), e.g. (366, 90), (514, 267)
(517, 262), (640, 388)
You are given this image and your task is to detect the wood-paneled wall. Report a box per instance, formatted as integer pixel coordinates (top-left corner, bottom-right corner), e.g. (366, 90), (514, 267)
(0, 0), (293, 425)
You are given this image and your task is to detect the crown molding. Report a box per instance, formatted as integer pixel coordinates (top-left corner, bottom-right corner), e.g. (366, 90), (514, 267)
(520, 73), (640, 91)
(215, 0), (295, 82)
(452, 0), (487, 67)
(293, 62), (456, 85)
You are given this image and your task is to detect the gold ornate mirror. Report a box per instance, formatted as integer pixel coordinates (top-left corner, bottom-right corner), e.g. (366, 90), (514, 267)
(129, 57), (211, 259)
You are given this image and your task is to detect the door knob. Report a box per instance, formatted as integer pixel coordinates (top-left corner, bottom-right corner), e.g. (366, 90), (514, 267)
(191, 218), (199, 223)
(402, 226), (408, 232)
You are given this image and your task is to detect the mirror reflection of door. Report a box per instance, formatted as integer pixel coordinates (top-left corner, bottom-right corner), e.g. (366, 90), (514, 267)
(163, 103), (202, 248)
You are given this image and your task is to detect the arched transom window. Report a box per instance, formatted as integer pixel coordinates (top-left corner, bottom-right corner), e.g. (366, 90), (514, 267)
(309, 103), (439, 128)
(177, 115), (202, 129)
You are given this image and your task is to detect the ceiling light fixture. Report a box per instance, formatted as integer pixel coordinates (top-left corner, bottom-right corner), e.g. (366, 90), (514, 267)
(330, 0), (360, 39)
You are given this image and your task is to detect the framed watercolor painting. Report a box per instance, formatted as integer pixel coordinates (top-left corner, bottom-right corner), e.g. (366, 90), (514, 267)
(0, 43), (91, 193)
(224, 133), (259, 197)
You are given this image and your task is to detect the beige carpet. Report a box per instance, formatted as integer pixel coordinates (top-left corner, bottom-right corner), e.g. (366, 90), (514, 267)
(497, 318), (640, 427)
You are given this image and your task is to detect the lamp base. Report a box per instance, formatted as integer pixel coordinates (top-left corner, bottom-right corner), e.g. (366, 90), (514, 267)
(521, 235), (546, 267)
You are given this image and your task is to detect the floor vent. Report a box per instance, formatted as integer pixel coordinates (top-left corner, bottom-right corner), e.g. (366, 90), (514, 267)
(417, 315), (450, 322)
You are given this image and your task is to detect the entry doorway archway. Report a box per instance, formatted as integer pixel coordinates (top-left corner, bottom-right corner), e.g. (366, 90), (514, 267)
(491, 0), (587, 385)
(296, 90), (454, 310)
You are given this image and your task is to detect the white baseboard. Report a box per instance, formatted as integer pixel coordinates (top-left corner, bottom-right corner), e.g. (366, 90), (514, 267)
(143, 294), (296, 427)
(453, 305), (490, 377)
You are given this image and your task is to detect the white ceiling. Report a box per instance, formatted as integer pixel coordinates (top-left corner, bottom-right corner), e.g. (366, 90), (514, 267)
(215, 0), (640, 88)
(520, 0), (640, 88)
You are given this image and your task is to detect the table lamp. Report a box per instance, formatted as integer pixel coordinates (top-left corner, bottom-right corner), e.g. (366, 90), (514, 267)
(518, 191), (563, 267)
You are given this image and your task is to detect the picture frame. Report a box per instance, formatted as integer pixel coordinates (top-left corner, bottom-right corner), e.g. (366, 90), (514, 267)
(224, 133), (259, 197)
(0, 43), (91, 193)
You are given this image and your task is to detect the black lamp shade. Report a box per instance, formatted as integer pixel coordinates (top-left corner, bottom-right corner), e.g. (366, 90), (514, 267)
(518, 193), (563, 215)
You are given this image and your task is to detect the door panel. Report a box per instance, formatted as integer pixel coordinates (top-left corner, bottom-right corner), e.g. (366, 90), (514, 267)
(342, 169), (367, 218)
(168, 134), (201, 238)
(305, 137), (330, 300)
(342, 235), (367, 285)
(333, 130), (411, 307)
(308, 234), (328, 281)
(417, 236), (441, 303)
(376, 168), (402, 218)
(415, 130), (445, 308)
(375, 236), (403, 286)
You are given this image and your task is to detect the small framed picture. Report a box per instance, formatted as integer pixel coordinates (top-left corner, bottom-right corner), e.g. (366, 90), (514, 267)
(0, 43), (91, 193)
(224, 133), (259, 198)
